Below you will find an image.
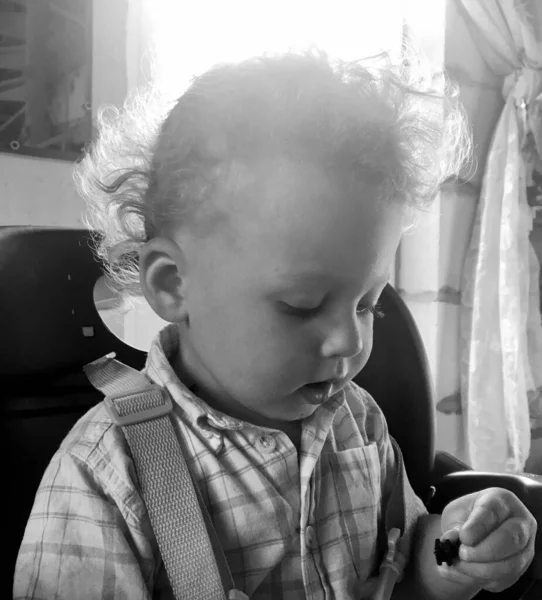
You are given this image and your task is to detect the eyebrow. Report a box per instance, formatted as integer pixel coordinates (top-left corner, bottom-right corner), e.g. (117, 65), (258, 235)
(274, 270), (391, 290)
(275, 272), (329, 286)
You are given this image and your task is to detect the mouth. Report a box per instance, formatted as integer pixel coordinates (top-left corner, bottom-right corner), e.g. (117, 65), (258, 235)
(298, 379), (344, 406)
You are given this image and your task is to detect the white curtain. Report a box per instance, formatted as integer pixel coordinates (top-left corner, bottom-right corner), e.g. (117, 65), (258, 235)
(460, 0), (542, 472)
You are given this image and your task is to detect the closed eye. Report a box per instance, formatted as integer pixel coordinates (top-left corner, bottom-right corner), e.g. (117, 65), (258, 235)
(280, 301), (385, 320)
(279, 302), (321, 319)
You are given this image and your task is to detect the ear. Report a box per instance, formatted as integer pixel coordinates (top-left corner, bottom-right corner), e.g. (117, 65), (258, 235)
(139, 237), (188, 323)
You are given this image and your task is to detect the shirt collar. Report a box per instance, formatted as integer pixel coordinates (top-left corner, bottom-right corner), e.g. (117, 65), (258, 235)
(144, 324), (248, 430)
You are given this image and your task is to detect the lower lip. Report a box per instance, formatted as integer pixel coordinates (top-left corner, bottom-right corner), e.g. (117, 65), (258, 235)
(298, 382), (335, 406)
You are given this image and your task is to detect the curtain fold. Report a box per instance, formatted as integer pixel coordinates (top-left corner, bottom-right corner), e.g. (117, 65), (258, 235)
(459, 0), (542, 472)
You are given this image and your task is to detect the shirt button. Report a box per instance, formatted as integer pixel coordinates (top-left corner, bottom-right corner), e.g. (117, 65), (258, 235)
(257, 435), (276, 453)
(305, 525), (318, 550)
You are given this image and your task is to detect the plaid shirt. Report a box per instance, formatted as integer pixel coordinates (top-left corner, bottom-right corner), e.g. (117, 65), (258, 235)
(14, 325), (426, 600)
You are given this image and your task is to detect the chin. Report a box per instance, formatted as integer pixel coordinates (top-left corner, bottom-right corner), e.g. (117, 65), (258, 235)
(295, 409), (317, 421)
(246, 389), (321, 425)
(287, 403), (320, 422)
(259, 405), (314, 425)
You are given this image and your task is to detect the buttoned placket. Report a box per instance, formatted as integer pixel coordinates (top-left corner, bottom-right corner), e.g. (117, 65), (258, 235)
(256, 433), (277, 454)
(297, 401), (344, 600)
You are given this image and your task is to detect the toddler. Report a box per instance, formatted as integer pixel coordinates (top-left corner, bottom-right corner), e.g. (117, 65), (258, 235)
(14, 50), (536, 599)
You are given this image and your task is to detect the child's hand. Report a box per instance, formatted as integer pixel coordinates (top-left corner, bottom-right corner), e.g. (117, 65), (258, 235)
(439, 487), (537, 592)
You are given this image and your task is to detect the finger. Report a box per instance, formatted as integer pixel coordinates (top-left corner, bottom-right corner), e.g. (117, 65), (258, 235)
(449, 547), (533, 583)
(459, 516), (534, 562)
(435, 563), (481, 592)
(460, 489), (515, 546)
(483, 576), (523, 594)
(441, 528), (461, 544)
(439, 568), (519, 595)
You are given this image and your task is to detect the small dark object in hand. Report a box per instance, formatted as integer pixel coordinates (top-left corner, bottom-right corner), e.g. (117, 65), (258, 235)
(434, 538), (461, 566)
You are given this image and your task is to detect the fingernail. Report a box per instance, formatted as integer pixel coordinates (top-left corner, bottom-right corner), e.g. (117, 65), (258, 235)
(441, 528), (461, 544)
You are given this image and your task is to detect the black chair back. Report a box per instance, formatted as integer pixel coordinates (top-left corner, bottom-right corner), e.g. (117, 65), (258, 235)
(355, 284), (436, 502)
(0, 227), (145, 592)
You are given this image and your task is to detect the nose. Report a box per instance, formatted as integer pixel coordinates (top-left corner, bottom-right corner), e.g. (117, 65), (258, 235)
(319, 312), (364, 360)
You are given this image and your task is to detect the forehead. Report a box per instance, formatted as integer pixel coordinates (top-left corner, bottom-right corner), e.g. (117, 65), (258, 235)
(218, 159), (403, 284)
(177, 158), (404, 299)
(223, 158), (376, 236)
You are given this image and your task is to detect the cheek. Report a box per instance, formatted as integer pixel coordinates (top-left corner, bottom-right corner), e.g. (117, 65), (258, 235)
(362, 332), (374, 365)
(187, 284), (294, 360)
(352, 322), (374, 374)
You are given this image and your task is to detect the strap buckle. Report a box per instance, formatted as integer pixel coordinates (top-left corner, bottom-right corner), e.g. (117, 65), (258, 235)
(104, 385), (173, 426)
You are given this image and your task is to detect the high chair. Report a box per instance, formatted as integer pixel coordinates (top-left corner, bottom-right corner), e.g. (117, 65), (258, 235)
(1, 226), (541, 599)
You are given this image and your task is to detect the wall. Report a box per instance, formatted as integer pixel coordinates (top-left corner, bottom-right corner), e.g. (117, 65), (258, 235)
(1, 0), (129, 227)
(0, 0), (162, 350)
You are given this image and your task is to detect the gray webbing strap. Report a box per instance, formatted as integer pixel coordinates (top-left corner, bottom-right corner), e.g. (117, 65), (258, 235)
(84, 354), (234, 600)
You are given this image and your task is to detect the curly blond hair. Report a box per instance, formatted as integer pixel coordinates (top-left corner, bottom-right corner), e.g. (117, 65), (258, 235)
(76, 49), (471, 302)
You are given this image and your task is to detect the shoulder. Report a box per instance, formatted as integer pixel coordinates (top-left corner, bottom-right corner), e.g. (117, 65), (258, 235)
(59, 401), (123, 463)
(17, 403), (162, 597)
(50, 401), (143, 515)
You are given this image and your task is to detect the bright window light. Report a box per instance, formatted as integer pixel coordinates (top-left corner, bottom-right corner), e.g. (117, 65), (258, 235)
(142, 0), (405, 98)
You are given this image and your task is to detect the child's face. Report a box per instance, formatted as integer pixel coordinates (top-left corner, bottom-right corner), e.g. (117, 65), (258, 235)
(175, 160), (404, 428)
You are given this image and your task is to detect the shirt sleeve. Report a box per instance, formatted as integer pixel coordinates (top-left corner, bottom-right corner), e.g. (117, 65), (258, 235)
(356, 387), (428, 568)
(13, 428), (160, 600)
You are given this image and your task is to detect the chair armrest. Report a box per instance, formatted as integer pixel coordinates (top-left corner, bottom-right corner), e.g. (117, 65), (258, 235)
(432, 450), (472, 484)
(428, 471), (542, 580)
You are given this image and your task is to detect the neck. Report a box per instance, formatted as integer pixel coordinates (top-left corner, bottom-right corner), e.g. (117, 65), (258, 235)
(173, 324), (303, 450)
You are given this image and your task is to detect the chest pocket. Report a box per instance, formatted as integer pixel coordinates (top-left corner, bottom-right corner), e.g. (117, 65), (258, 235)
(322, 442), (382, 584)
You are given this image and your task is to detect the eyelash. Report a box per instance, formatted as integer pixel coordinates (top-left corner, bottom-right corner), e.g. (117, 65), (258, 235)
(282, 302), (385, 320)
(357, 302), (386, 320)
